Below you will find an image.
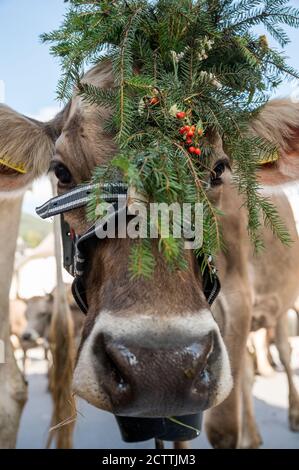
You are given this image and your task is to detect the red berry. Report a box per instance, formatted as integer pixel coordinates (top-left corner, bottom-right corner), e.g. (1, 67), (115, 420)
(185, 125), (191, 131)
(176, 111), (186, 119)
(149, 97), (159, 105)
(191, 125), (196, 132)
(187, 130), (194, 138)
(186, 138), (193, 144)
(179, 127), (186, 135)
(189, 146), (196, 153)
(194, 148), (202, 155)
(197, 128), (203, 136)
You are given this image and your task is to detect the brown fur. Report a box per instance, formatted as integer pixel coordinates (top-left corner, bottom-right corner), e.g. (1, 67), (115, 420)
(0, 106), (53, 191)
(251, 99), (299, 186)
(0, 196), (27, 448)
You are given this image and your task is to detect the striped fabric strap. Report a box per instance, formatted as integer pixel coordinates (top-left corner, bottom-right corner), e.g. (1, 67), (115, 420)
(36, 182), (128, 219)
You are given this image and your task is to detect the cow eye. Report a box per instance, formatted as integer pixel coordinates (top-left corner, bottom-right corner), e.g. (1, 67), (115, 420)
(39, 312), (49, 318)
(211, 160), (228, 186)
(52, 162), (72, 185)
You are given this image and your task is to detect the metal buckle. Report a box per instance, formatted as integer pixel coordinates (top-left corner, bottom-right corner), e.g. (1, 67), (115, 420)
(60, 215), (76, 277)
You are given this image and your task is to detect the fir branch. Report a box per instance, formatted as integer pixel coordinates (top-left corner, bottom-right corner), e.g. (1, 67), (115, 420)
(114, 5), (144, 144)
(43, 0), (299, 275)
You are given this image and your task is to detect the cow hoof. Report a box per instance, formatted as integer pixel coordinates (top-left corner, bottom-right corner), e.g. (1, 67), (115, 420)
(239, 433), (263, 449)
(206, 426), (238, 449)
(289, 409), (299, 432)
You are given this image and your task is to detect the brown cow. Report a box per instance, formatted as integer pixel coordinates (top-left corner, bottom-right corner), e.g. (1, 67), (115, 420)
(213, 194), (299, 448)
(1, 62), (299, 447)
(21, 285), (84, 349)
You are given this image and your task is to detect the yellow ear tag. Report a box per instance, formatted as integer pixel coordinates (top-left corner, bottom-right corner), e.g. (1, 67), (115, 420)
(0, 157), (27, 174)
(258, 149), (279, 165)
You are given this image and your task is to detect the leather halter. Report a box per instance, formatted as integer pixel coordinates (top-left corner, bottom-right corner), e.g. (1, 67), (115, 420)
(36, 182), (221, 314)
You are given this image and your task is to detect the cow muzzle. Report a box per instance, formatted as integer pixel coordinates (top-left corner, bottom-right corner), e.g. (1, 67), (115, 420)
(72, 310), (232, 417)
(93, 332), (215, 416)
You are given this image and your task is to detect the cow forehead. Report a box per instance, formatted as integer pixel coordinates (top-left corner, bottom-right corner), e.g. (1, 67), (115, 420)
(55, 96), (115, 180)
(55, 62), (228, 176)
(61, 95), (95, 133)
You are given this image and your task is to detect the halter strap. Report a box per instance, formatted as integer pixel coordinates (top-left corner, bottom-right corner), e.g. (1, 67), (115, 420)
(36, 182), (127, 219)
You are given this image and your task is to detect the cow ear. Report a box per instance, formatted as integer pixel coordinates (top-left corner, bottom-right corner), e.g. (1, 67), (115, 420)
(0, 104), (65, 193)
(250, 99), (299, 186)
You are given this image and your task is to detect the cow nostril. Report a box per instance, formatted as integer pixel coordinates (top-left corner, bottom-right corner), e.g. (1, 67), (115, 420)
(105, 349), (129, 392)
(96, 335), (131, 396)
(21, 332), (32, 342)
(191, 332), (217, 395)
(191, 368), (210, 398)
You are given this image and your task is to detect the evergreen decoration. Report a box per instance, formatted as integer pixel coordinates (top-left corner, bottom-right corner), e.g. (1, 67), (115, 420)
(43, 0), (298, 278)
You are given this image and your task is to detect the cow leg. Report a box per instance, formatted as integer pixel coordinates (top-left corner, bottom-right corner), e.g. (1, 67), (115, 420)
(205, 282), (252, 449)
(22, 349), (26, 375)
(250, 328), (275, 377)
(174, 441), (190, 449)
(275, 313), (299, 432)
(239, 350), (263, 448)
(0, 197), (27, 448)
(0, 342), (27, 448)
(266, 327), (277, 369)
(205, 383), (242, 448)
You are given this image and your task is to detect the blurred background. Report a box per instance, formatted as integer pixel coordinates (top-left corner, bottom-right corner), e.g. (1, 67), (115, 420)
(1, 0), (299, 449)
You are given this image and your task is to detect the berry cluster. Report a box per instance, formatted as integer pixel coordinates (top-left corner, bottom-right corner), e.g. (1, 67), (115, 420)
(176, 112), (203, 155)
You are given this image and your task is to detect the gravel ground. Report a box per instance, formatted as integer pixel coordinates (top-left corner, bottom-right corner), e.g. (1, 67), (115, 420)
(16, 340), (299, 449)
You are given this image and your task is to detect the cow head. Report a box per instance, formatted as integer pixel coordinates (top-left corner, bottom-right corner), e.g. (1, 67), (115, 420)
(1, 62), (299, 417)
(21, 294), (53, 344)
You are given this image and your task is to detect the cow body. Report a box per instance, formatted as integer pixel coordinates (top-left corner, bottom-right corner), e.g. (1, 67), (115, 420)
(206, 192), (299, 448)
(248, 195), (299, 441)
(0, 196), (27, 448)
(250, 195), (299, 333)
